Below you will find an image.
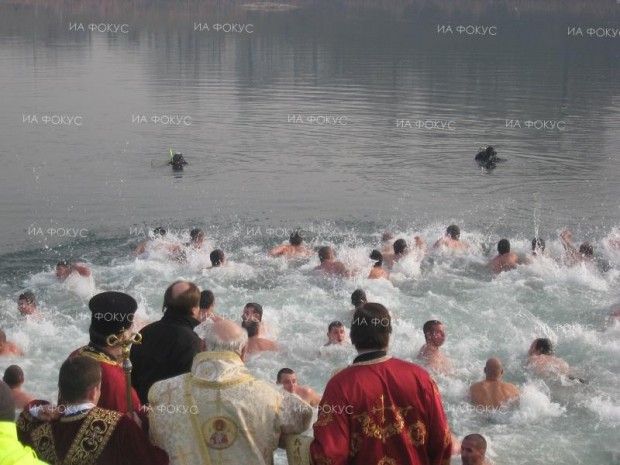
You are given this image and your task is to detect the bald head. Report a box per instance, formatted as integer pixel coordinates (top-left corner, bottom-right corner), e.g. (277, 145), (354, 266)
(205, 320), (248, 356)
(162, 280), (200, 317)
(484, 357), (503, 380)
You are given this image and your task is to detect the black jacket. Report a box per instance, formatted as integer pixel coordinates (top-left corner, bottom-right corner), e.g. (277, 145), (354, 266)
(130, 311), (202, 404)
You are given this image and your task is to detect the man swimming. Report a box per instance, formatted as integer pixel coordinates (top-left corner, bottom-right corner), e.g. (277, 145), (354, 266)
(269, 230), (314, 257)
(417, 320), (452, 374)
(17, 291), (37, 316)
(55, 261), (92, 281)
(209, 249), (226, 268)
(490, 239), (521, 273)
(324, 321), (347, 346)
(0, 329), (22, 356)
(461, 434), (492, 465)
(560, 230), (594, 267)
(469, 357), (519, 410)
(527, 338), (572, 378)
(433, 225), (469, 251)
(315, 246), (350, 277)
(368, 250), (389, 279)
(276, 368), (321, 407)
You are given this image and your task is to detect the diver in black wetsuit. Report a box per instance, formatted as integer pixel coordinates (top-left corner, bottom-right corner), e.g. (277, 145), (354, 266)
(169, 152), (188, 171)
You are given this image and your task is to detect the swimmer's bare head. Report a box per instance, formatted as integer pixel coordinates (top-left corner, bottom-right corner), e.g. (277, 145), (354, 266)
(210, 249), (225, 267)
(289, 230), (304, 246)
(351, 289), (367, 308)
(318, 246), (334, 263)
(497, 239), (510, 255)
(447, 225), (460, 240)
(55, 261), (71, 280)
(529, 337), (553, 356)
(393, 239), (408, 255)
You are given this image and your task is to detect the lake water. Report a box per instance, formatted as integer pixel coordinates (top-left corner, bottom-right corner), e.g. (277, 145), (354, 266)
(1, 2), (619, 464)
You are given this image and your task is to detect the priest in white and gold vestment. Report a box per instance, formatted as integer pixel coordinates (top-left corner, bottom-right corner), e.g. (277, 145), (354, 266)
(148, 320), (313, 465)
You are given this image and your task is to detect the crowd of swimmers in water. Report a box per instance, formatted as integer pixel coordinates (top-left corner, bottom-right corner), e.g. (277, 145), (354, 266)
(2, 224), (620, 464)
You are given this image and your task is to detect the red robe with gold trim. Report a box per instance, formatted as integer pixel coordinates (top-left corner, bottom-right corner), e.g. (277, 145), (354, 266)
(69, 346), (142, 414)
(17, 407), (168, 465)
(310, 355), (452, 465)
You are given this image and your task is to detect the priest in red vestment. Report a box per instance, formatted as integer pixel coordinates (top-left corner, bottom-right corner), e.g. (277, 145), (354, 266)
(17, 356), (168, 465)
(310, 303), (453, 465)
(69, 291), (142, 415)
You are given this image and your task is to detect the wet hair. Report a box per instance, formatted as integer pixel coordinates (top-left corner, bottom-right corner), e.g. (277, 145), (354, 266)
(393, 239), (408, 255)
(350, 303), (392, 351)
(532, 237), (546, 252)
(162, 280), (201, 315)
(153, 227), (166, 237)
(318, 246), (332, 262)
(351, 289), (367, 308)
(200, 290), (215, 309)
(463, 434), (487, 454)
(2, 365), (24, 388)
(245, 321), (260, 338)
(210, 249), (225, 266)
(447, 225), (460, 240)
(59, 357), (102, 403)
(190, 228), (204, 242)
(18, 291), (36, 304)
(497, 239), (511, 255)
(328, 321), (344, 332)
(289, 230), (303, 246)
(579, 243), (594, 256)
(423, 320), (442, 340)
(277, 368), (294, 382)
(244, 303), (263, 320)
(56, 260), (69, 268)
(533, 338), (554, 355)
(370, 249), (383, 267)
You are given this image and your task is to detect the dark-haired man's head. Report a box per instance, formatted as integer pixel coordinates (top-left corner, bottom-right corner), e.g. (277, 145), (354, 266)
(153, 227), (167, 237)
(162, 281), (201, 319)
(277, 368), (297, 393)
(241, 303), (263, 329)
(190, 228), (205, 246)
(210, 249), (226, 267)
(393, 239), (408, 255)
(579, 243), (594, 257)
(55, 261), (71, 280)
(369, 250), (383, 267)
(529, 338), (553, 356)
(350, 303), (392, 352)
(423, 320), (445, 347)
(2, 365), (24, 388)
(200, 290), (215, 311)
(461, 433), (487, 465)
(532, 237), (545, 253)
(318, 246), (334, 263)
(17, 291), (37, 316)
(199, 290), (215, 321)
(497, 239), (511, 255)
(59, 357), (102, 404)
(447, 225), (460, 240)
(290, 230), (304, 246)
(327, 321), (346, 345)
(351, 289), (367, 308)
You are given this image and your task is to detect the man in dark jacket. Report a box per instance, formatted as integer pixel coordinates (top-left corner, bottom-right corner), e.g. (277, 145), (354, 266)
(130, 280), (202, 404)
